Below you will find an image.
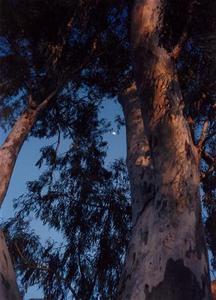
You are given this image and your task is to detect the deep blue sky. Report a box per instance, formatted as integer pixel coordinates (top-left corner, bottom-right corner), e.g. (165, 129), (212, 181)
(1, 98), (126, 299)
(1, 97), (214, 298)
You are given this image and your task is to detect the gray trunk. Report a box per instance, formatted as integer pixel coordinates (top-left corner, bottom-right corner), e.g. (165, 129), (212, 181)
(118, 1), (212, 299)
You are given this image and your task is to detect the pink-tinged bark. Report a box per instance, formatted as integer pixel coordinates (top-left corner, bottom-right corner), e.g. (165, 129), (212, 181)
(118, 1), (212, 299)
(0, 109), (38, 206)
(212, 281), (216, 300)
(119, 84), (153, 225)
(0, 231), (21, 300)
(0, 108), (38, 300)
(0, 90), (56, 207)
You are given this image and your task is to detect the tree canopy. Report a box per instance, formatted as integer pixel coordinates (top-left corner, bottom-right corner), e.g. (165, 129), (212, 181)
(4, 99), (131, 299)
(0, 0), (215, 299)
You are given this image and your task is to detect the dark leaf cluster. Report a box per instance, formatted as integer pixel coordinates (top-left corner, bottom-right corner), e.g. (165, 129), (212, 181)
(4, 99), (131, 299)
(1, 0), (216, 297)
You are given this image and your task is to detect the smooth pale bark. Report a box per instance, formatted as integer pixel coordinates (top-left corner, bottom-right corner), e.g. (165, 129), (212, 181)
(119, 83), (153, 225)
(0, 108), (39, 300)
(118, 1), (212, 299)
(118, 84), (157, 295)
(0, 89), (57, 207)
(0, 109), (38, 206)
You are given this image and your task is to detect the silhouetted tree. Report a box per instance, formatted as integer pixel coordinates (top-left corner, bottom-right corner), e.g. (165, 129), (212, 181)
(4, 98), (131, 299)
(0, 0), (216, 299)
(0, 0), (130, 297)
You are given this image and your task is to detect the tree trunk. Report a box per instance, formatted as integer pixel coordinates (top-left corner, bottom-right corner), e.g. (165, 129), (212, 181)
(212, 281), (216, 300)
(0, 109), (38, 206)
(0, 108), (40, 300)
(119, 83), (153, 226)
(0, 91), (56, 299)
(0, 231), (21, 300)
(0, 90), (56, 206)
(118, 1), (212, 299)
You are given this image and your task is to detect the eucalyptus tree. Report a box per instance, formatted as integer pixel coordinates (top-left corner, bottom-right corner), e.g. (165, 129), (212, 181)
(4, 96), (131, 299)
(0, 0), (110, 297)
(0, 0), (130, 298)
(117, 0), (216, 299)
(1, 0), (216, 299)
(0, 1), (77, 297)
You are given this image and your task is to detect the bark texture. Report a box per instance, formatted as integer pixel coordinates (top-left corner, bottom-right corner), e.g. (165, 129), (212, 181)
(0, 231), (21, 300)
(119, 84), (153, 225)
(118, 1), (212, 299)
(0, 109), (38, 206)
(0, 90), (56, 207)
(212, 281), (216, 300)
(0, 109), (38, 300)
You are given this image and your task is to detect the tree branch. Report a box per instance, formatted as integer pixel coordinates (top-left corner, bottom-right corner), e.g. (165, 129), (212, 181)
(201, 151), (215, 165)
(77, 251), (86, 284)
(14, 242), (48, 271)
(203, 131), (216, 145)
(27, 94), (37, 109)
(197, 119), (209, 149)
(171, 32), (188, 60)
(36, 88), (59, 113)
(170, 0), (198, 60)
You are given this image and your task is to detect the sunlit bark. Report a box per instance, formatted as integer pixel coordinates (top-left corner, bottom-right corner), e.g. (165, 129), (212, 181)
(118, 0), (212, 299)
(0, 108), (39, 300)
(0, 109), (38, 206)
(212, 281), (216, 300)
(119, 83), (153, 225)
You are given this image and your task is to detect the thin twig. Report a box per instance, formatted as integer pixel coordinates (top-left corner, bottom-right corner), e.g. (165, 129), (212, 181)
(197, 119), (209, 149)
(203, 131), (216, 145)
(171, 32), (188, 60)
(201, 151), (215, 165)
(170, 0), (198, 60)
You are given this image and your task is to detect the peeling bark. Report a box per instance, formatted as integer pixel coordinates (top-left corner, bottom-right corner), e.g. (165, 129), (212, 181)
(117, 1), (211, 299)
